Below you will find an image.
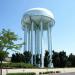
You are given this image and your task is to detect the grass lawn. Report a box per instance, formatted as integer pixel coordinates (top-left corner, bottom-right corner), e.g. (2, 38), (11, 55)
(6, 73), (36, 75)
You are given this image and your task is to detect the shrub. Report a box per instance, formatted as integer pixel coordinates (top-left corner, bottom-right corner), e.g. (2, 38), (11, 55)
(0, 63), (34, 68)
(39, 71), (55, 74)
(56, 71), (60, 73)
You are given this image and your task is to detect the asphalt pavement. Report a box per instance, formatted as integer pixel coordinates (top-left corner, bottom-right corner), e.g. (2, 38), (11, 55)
(52, 72), (75, 75)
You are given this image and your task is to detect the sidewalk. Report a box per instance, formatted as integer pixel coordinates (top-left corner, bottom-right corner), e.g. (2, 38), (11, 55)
(2, 68), (75, 75)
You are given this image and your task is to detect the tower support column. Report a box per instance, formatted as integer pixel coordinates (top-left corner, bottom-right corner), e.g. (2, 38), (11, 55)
(35, 30), (40, 67)
(31, 22), (34, 65)
(24, 30), (26, 52)
(40, 21), (44, 68)
(35, 30), (36, 66)
(28, 30), (31, 51)
(47, 23), (52, 68)
(24, 25), (28, 52)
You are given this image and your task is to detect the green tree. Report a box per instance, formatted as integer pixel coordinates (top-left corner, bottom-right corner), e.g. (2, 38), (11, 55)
(52, 51), (68, 68)
(52, 51), (60, 67)
(66, 61), (72, 67)
(23, 51), (32, 63)
(0, 50), (8, 75)
(68, 53), (75, 67)
(59, 51), (68, 67)
(36, 54), (40, 65)
(0, 50), (8, 63)
(0, 29), (23, 52)
(0, 29), (23, 75)
(44, 50), (50, 67)
(11, 53), (24, 63)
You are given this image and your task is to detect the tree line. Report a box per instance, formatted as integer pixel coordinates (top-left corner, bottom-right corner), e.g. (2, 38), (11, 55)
(11, 50), (75, 68)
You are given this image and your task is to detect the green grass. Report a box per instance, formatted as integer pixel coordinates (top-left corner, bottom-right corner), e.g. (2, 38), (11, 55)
(6, 73), (36, 75)
(0, 63), (35, 68)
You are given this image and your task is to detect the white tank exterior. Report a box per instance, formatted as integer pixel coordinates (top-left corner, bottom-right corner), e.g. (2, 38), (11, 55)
(25, 8), (54, 19)
(21, 8), (55, 30)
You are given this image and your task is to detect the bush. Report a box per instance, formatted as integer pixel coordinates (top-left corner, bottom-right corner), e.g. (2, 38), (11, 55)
(39, 71), (53, 74)
(6, 73), (36, 75)
(39, 71), (60, 74)
(0, 63), (35, 68)
(39, 71), (57, 74)
(56, 71), (60, 73)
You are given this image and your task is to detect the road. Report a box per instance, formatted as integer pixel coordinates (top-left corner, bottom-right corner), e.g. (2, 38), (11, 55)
(53, 72), (75, 75)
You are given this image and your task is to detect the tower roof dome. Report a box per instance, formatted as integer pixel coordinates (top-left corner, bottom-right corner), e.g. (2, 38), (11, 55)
(25, 8), (54, 20)
(21, 8), (55, 30)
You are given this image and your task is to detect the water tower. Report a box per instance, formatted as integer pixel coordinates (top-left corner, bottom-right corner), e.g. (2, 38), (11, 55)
(21, 8), (55, 68)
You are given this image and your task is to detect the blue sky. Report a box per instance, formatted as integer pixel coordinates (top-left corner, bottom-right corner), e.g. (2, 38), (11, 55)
(0, 0), (75, 55)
